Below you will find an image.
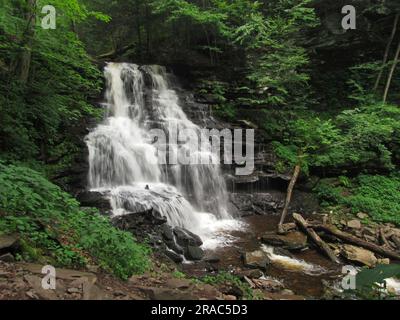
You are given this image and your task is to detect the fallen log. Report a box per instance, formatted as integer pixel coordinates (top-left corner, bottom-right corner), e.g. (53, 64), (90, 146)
(313, 223), (400, 261)
(379, 228), (393, 249)
(292, 213), (340, 264)
(391, 235), (400, 250)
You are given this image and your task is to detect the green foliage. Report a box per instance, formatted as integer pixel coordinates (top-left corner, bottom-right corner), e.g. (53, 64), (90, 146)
(315, 175), (400, 226)
(172, 270), (186, 279)
(357, 264), (400, 291)
(213, 103), (236, 121)
(345, 175), (400, 226)
(347, 62), (383, 104)
(201, 271), (254, 300)
(0, 162), (150, 279)
(333, 104), (400, 170)
(0, 0), (104, 169)
(197, 79), (228, 102)
(313, 179), (344, 207)
(274, 103), (400, 174)
(273, 116), (340, 173)
(151, 0), (228, 29)
(234, 0), (319, 107)
(343, 264), (400, 300)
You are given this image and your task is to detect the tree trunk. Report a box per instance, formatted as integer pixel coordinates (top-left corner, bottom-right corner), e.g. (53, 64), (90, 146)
(17, 0), (36, 84)
(383, 38), (400, 103)
(293, 214), (340, 264)
(374, 13), (399, 91)
(278, 164), (301, 233)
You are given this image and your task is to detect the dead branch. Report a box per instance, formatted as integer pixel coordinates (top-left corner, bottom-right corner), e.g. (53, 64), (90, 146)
(293, 213), (340, 264)
(313, 223), (400, 261)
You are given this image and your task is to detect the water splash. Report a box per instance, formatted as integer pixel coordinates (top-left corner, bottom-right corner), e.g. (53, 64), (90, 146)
(261, 245), (326, 276)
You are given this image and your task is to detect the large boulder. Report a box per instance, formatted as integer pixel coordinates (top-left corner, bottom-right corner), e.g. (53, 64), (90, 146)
(114, 212), (204, 263)
(0, 234), (19, 255)
(161, 225), (175, 241)
(113, 209), (167, 231)
(184, 246), (205, 261)
(164, 239), (184, 255)
(242, 250), (271, 270)
(164, 250), (184, 264)
(173, 227), (203, 247)
(341, 245), (377, 267)
(112, 209), (167, 248)
(261, 232), (308, 251)
(77, 191), (111, 211)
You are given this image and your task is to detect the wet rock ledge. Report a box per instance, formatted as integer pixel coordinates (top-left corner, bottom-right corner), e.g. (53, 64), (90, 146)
(77, 190), (205, 264)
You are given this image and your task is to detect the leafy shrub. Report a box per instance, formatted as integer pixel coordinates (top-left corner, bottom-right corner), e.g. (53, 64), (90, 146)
(272, 116), (340, 174)
(197, 79), (228, 103)
(345, 175), (400, 225)
(314, 179), (344, 207)
(0, 162), (150, 279)
(315, 175), (400, 226)
(213, 103), (237, 121)
(273, 103), (400, 175)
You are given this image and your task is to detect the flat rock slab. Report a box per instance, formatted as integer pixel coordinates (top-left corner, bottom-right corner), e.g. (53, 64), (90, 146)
(19, 263), (97, 282)
(18, 263), (106, 300)
(165, 278), (192, 290)
(24, 274), (59, 300)
(341, 244), (377, 267)
(261, 232), (308, 250)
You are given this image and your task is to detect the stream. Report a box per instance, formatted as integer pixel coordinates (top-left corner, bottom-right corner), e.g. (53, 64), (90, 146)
(182, 214), (342, 298)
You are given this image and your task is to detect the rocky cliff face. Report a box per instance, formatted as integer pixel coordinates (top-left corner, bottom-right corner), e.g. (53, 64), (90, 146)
(169, 70), (320, 217)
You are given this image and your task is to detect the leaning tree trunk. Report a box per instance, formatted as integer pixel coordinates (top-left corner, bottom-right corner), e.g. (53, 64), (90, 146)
(17, 0), (36, 84)
(383, 38), (400, 104)
(278, 164), (301, 233)
(374, 13), (399, 92)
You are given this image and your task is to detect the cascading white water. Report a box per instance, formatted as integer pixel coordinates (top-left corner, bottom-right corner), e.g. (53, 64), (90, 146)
(86, 63), (238, 241)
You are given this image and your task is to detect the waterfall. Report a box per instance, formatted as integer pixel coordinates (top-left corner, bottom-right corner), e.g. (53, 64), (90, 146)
(86, 63), (233, 235)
